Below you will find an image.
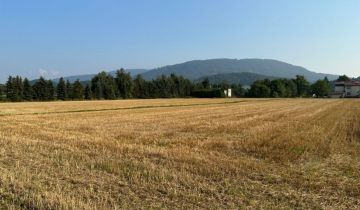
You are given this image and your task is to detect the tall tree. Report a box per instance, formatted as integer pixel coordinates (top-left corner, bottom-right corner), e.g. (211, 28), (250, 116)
(0, 84), (4, 101)
(71, 80), (84, 100)
(47, 80), (55, 101)
(91, 72), (118, 99)
(293, 75), (310, 97)
(336, 75), (351, 82)
(14, 76), (24, 100)
(23, 78), (33, 101)
(5, 76), (15, 101)
(57, 77), (67, 100)
(133, 74), (148, 98)
(311, 78), (331, 97)
(32, 77), (48, 101)
(231, 84), (245, 97)
(65, 80), (72, 100)
(247, 80), (271, 97)
(5, 76), (24, 101)
(115, 69), (133, 99)
(283, 79), (298, 97)
(201, 78), (210, 89)
(84, 84), (92, 100)
(0, 84), (5, 101)
(270, 79), (287, 97)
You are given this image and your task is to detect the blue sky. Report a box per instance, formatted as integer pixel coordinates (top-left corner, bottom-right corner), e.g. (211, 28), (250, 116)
(1, 0), (360, 82)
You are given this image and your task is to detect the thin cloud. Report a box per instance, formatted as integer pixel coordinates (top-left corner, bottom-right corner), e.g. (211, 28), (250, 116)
(38, 68), (61, 78)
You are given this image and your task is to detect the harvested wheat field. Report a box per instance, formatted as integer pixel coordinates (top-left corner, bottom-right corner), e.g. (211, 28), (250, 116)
(0, 98), (359, 209)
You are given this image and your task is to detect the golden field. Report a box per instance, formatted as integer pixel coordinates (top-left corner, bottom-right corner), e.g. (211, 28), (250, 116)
(0, 98), (359, 209)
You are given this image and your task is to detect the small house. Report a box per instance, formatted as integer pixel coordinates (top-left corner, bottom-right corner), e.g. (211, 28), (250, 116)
(332, 80), (360, 98)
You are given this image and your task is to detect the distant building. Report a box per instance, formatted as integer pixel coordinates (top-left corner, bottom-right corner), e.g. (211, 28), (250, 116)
(224, 88), (232, 97)
(332, 80), (360, 98)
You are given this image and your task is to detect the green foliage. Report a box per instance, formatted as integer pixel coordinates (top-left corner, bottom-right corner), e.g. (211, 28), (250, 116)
(23, 78), (32, 101)
(84, 84), (92, 100)
(270, 79), (287, 97)
(32, 77), (50, 101)
(196, 72), (279, 86)
(311, 78), (331, 97)
(293, 75), (310, 97)
(57, 77), (67, 100)
(2, 71), (315, 101)
(247, 76), (312, 98)
(283, 79), (298, 97)
(248, 80), (271, 97)
(337, 75), (351, 82)
(0, 84), (4, 101)
(71, 80), (84, 100)
(65, 80), (72, 100)
(47, 80), (55, 101)
(91, 72), (118, 100)
(5, 76), (24, 102)
(201, 78), (210, 89)
(133, 75), (150, 98)
(231, 84), (245, 97)
(115, 69), (133, 99)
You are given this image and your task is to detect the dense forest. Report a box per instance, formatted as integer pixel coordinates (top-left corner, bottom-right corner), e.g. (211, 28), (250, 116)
(0, 69), (339, 102)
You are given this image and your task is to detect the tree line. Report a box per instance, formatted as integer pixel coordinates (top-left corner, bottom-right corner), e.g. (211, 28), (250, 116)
(1, 69), (203, 102)
(246, 75), (332, 98)
(0, 69), (342, 102)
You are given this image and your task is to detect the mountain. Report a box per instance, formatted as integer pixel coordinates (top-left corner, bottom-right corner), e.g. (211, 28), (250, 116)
(141, 59), (338, 82)
(52, 69), (148, 83)
(195, 72), (279, 86)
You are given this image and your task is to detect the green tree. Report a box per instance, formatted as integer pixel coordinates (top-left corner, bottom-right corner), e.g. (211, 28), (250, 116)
(0, 84), (4, 101)
(84, 84), (92, 100)
(336, 75), (351, 82)
(283, 79), (297, 97)
(201, 78), (210, 89)
(154, 75), (172, 98)
(91, 72), (118, 100)
(5, 76), (15, 101)
(5, 76), (24, 101)
(231, 84), (245, 97)
(32, 77), (48, 101)
(311, 78), (331, 97)
(248, 80), (271, 97)
(270, 79), (287, 97)
(133, 75), (148, 98)
(71, 80), (84, 100)
(65, 80), (72, 100)
(23, 78), (33, 101)
(57, 77), (67, 100)
(115, 69), (133, 99)
(46, 80), (55, 101)
(293, 75), (310, 97)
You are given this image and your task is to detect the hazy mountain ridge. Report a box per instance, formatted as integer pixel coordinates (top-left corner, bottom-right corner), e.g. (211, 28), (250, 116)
(51, 69), (148, 83)
(45, 59), (339, 84)
(141, 59), (338, 82)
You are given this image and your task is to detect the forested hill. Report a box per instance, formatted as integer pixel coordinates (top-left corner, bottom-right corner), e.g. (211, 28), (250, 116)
(195, 72), (279, 85)
(141, 59), (338, 82)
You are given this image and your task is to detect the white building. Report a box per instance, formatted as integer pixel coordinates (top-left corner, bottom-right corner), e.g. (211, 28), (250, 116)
(333, 81), (360, 98)
(224, 88), (232, 97)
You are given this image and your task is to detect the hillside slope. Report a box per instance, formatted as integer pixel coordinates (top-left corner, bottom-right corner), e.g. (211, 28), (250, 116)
(195, 72), (279, 85)
(141, 59), (338, 82)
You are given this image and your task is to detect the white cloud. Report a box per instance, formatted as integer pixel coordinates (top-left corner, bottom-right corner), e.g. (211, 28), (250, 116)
(38, 68), (61, 78)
